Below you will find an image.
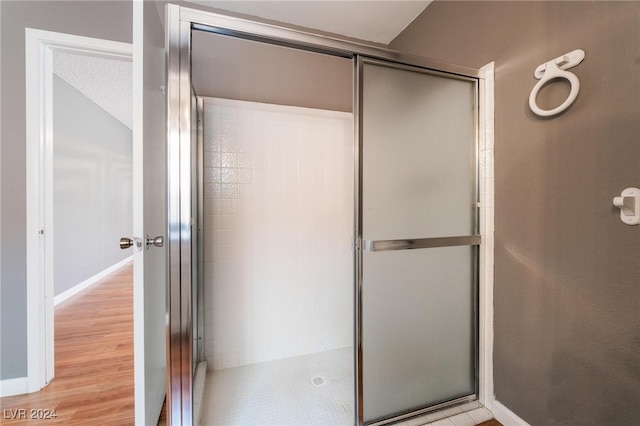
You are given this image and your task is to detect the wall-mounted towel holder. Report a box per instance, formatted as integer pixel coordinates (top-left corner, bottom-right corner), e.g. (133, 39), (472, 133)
(613, 187), (640, 225)
(529, 49), (585, 117)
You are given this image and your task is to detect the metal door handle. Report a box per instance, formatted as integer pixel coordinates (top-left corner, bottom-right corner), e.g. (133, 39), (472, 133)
(363, 235), (481, 252)
(120, 237), (143, 251)
(120, 237), (134, 249)
(145, 235), (164, 249)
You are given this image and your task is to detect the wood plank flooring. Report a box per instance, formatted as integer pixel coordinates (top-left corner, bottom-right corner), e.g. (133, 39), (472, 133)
(0, 263), (134, 425)
(156, 398), (167, 426)
(478, 419), (503, 426)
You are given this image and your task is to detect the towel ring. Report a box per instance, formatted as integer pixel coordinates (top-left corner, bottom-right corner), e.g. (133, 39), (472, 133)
(529, 49), (585, 117)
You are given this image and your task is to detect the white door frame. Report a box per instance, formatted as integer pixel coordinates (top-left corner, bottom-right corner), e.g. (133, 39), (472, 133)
(24, 29), (133, 394)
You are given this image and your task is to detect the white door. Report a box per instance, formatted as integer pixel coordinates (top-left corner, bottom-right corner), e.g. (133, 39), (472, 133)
(133, 1), (167, 425)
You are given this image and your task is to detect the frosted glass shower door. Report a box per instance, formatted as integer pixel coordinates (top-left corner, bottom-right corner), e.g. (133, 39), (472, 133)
(359, 59), (479, 424)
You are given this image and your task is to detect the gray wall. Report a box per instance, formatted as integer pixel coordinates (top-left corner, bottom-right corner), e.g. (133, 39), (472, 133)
(191, 30), (352, 112)
(391, 1), (640, 424)
(52, 76), (132, 297)
(0, 0), (132, 380)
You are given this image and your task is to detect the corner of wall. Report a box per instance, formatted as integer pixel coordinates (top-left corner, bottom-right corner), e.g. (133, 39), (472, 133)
(478, 59), (531, 426)
(478, 60), (495, 408)
(492, 400), (531, 426)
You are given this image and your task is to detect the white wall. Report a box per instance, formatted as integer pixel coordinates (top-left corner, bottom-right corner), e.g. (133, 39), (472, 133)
(52, 75), (132, 297)
(202, 98), (353, 371)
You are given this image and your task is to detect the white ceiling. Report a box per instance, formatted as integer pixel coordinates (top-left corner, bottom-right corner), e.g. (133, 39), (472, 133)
(53, 52), (133, 130)
(189, 0), (432, 44)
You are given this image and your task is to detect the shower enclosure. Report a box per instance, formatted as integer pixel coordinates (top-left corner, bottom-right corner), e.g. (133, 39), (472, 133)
(198, 95), (354, 425)
(163, 4), (488, 425)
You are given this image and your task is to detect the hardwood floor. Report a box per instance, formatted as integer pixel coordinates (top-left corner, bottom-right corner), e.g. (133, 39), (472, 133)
(0, 263), (134, 425)
(156, 398), (167, 426)
(478, 419), (504, 426)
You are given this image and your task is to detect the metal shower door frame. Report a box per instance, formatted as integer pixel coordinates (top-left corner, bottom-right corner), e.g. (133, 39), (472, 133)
(165, 4), (484, 425)
(356, 56), (481, 425)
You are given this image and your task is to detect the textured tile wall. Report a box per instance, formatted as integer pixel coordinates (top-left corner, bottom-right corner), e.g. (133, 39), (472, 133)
(202, 98), (353, 371)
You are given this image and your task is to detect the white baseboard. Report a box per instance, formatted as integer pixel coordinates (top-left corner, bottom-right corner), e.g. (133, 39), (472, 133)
(0, 376), (29, 397)
(54, 256), (133, 306)
(492, 400), (531, 426)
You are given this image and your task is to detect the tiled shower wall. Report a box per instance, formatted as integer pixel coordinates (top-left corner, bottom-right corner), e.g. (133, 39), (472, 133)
(202, 98), (353, 371)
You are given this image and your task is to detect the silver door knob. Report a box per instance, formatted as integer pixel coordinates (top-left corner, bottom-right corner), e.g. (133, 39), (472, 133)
(120, 237), (134, 249)
(145, 235), (164, 249)
(120, 237), (143, 250)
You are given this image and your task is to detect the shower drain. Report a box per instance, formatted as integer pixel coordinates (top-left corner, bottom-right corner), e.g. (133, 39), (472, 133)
(311, 375), (326, 387)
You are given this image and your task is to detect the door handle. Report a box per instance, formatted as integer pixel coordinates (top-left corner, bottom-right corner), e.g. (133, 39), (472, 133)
(120, 237), (134, 249)
(120, 237), (143, 251)
(363, 235), (481, 252)
(145, 235), (164, 249)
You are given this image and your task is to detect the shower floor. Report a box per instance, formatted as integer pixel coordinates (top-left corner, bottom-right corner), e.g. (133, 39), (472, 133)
(201, 347), (354, 426)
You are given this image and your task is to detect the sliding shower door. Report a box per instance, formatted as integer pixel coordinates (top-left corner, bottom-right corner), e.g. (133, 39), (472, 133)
(358, 58), (479, 424)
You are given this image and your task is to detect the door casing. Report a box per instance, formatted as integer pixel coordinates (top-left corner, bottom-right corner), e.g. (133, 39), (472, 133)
(23, 29), (132, 397)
